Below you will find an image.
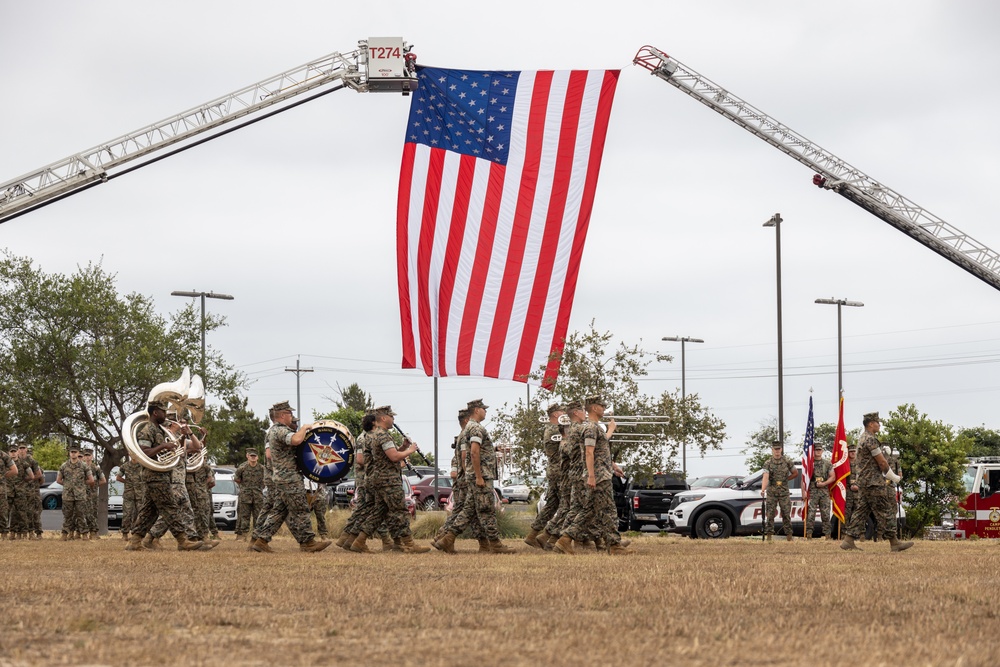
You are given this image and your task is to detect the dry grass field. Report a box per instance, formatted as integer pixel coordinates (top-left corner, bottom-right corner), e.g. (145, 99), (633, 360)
(1, 520), (997, 667)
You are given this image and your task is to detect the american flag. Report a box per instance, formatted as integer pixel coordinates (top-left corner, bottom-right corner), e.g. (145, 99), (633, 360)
(396, 66), (620, 388)
(801, 395), (815, 499)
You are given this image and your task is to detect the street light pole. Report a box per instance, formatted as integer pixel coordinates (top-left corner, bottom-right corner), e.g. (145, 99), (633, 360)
(662, 336), (704, 478)
(762, 213), (784, 448)
(815, 297), (864, 399)
(170, 290), (234, 383)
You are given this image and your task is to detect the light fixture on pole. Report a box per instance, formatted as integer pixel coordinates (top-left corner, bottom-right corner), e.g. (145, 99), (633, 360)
(762, 213), (784, 449)
(815, 297), (864, 399)
(662, 335), (704, 478)
(170, 290), (234, 383)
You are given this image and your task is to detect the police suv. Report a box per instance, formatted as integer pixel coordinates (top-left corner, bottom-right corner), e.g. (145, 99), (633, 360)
(668, 467), (812, 539)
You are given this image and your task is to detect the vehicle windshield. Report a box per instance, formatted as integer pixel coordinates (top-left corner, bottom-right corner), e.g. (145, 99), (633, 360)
(690, 476), (725, 488)
(214, 479), (237, 495)
(108, 481), (124, 496)
(963, 466), (977, 494)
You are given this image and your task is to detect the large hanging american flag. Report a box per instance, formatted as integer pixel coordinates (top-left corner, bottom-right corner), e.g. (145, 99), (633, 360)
(801, 395), (815, 499)
(396, 66), (620, 388)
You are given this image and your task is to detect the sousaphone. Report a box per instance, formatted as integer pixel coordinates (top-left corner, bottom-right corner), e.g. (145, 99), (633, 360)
(122, 368), (207, 472)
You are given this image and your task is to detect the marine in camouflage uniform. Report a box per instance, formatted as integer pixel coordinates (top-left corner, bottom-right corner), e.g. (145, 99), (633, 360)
(557, 401), (594, 544)
(805, 450), (834, 538)
(842, 412), (912, 552)
(761, 442), (798, 540)
(82, 449), (106, 538)
(1, 447), (16, 537)
(58, 445), (94, 539)
(27, 447), (44, 538)
(433, 409), (487, 551)
(147, 416), (204, 546)
(197, 464), (218, 541)
(125, 401), (204, 551)
(351, 405), (429, 554)
(117, 456), (144, 539)
(305, 479), (328, 538)
(10, 445), (40, 538)
(249, 401), (330, 553)
(880, 445), (902, 539)
(436, 400), (513, 554)
(339, 413), (393, 550)
(557, 397), (631, 555)
(525, 404), (565, 549)
(544, 405), (582, 545)
(234, 449), (265, 539)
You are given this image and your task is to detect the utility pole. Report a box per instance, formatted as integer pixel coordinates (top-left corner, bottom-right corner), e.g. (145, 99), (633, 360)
(284, 356), (314, 417)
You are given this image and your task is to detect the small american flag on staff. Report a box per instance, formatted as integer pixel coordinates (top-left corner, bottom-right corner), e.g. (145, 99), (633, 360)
(801, 395), (815, 497)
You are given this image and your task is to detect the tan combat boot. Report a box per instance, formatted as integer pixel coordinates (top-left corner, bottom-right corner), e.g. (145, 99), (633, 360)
(121, 531), (129, 541)
(124, 534), (147, 551)
(336, 532), (353, 549)
(487, 539), (515, 554)
(176, 535), (204, 551)
(349, 532), (372, 554)
(300, 538), (332, 553)
(594, 538), (606, 550)
(619, 539), (632, 548)
(608, 543), (635, 556)
(785, 534), (793, 542)
(536, 530), (552, 549)
(476, 538), (490, 552)
(575, 539), (593, 549)
(889, 537), (913, 552)
(81, 532), (91, 541)
(554, 535), (575, 555)
(380, 534), (395, 551)
(90, 531), (99, 540)
(523, 528), (543, 549)
(763, 534), (772, 542)
(249, 537), (274, 553)
(400, 536), (431, 554)
(60, 532), (69, 542)
(436, 531), (457, 554)
(545, 533), (559, 550)
(840, 535), (862, 551)
(141, 534), (157, 550)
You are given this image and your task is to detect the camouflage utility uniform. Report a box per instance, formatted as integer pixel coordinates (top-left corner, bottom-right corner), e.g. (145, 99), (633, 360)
(446, 418), (501, 541)
(805, 457), (834, 538)
(119, 459), (144, 537)
(844, 455), (857, 526)
(0, 450), (15, 535)
(881, 449), (901, 539)
(359, 427), (414, 540)
(251, 422), (316, 545)
(763, 455), (796, 537)
(130, 422), (201, 542)
(84, 458), (105, 535)
(564, 421), (622, 548)
(544, 422), (577, 539)
(234, 459), (266, 537)
(845, 431), (895, 542)
(59, 458), (92, 536)
(559, 422), (594, 542)
(530, 424), (563, 533)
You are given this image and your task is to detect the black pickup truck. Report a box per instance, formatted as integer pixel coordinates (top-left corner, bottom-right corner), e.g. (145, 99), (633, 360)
(617, 473), (689, 532)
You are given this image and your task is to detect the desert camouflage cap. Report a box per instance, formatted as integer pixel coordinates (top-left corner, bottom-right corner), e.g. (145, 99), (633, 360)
(68, 443), (80, 452)
(374, 405), (397, 417)
(458, 408), (471, 420)
(467, 398), (488, 410)
(546, 403), (564, 416)
(863, 411), (880, 425)
(271, 400), (294, 413)
(771, 440), (783, 448)
(247, 448), (259, 456)
(585, 395), (607, 409)
(565, 399), (584, 412)
(148, 399), (169, 412)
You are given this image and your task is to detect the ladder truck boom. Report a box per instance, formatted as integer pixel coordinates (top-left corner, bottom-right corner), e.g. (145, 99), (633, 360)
(633, 45), (1000, 292)
(0, 38), (416, 225)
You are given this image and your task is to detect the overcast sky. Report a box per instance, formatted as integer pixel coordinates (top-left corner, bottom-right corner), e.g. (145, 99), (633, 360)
(3, 1), (999, 478)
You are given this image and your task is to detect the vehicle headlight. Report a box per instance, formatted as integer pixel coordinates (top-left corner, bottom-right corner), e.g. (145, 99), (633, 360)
(222, 500), (237, 508)
(676, 494), (705, 504)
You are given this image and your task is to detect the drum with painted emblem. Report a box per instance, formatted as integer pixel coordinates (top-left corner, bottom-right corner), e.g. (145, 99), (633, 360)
(296, 419), (355, 484)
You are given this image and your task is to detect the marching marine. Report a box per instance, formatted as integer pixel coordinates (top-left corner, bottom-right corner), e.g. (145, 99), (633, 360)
(524, 403), (564, 550)
(82, 448), (106, 539)
(805, 446), (835, 539)
(841, 412), (912, 552)
(58, 444), (94, 540)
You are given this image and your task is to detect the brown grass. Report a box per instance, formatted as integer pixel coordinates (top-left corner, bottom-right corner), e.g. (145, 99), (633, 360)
(0, 532), (997, 666)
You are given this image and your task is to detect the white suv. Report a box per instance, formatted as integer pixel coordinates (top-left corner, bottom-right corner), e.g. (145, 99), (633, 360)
(211, 475), (239, 531)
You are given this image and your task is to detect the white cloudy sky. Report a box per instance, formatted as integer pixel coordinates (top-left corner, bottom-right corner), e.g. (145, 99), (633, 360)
(3, 1), (999, 478)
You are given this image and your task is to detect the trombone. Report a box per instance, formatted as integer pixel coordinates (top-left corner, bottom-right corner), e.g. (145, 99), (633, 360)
(539, 414), (671, 427)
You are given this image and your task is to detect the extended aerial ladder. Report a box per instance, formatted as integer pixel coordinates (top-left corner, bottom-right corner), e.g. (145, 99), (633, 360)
(0, 38), (416, 225)
(634, 46), (1000, 292)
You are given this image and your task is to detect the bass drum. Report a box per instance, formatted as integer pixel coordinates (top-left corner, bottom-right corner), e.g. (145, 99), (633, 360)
(295, 419), (355, 484)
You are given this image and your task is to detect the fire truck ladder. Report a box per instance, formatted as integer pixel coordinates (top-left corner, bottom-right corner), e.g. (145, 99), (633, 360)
(0, 38), (416, 225)
(633, 45), (1000, 292)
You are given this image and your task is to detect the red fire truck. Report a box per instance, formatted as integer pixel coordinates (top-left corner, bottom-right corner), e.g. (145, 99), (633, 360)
(955, 458), (1000, 538)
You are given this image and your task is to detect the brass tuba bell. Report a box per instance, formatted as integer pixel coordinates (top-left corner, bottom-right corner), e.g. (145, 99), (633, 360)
(122, 368), (204, 472)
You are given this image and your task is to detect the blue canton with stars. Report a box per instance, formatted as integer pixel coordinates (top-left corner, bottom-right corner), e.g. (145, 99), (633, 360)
(406, 67), (520, 165)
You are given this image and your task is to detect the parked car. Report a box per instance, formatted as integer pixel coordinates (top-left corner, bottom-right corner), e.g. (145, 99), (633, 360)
(621, 473), (689, 532)
(500, 477), (543, 503)
(445, 486), (504, 514)
(333, 478), (356, 509)
(108, 480), (124, 529)
(410, 475), (453, 511)
(404, 466), (447, 482)
(40, 470), (58, 487)
(688, 475), (744, 490)
(211, 476), (239, 530)
(40, 481), (63, 510)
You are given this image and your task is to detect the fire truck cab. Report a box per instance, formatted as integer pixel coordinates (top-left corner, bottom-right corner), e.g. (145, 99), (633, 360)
(956, 457), (1000, 538)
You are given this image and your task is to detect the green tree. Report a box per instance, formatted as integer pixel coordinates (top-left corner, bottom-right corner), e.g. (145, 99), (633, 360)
(813, 422), (861, 453)
(882, 403), (972, 535)
(331, 382), (373, 413)
(32, 437), (68, 470)
(741, 417), (792, 473)
(0, 252), (245, 481)
(491, 322), (726, 479)
(959, 425), (1000, 458)
(200, 395), (268, 466)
